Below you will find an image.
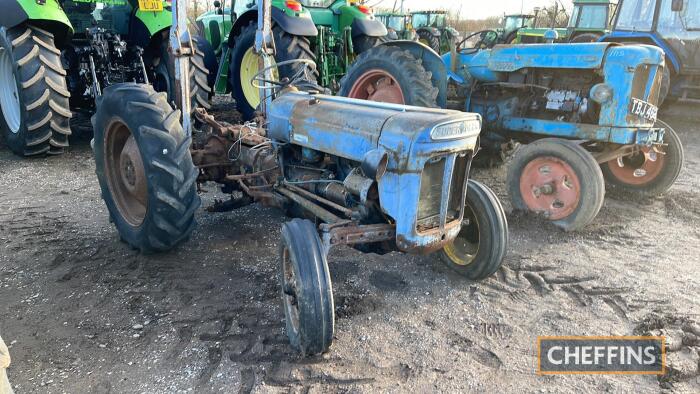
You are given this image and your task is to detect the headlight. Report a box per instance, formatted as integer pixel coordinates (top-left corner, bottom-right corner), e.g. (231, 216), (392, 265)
(590, 83), (613, 104)
(431, 119), (482, 140)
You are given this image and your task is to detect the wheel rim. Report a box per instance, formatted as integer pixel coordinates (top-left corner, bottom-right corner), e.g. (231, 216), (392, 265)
(443, 204), (480, 266)
(240, 47), (278, 111)
(519, 156), (581, 221)
(605, 146), (666, 186)
(347, 69), (405, 104)
(281, 247), (301, 335)
(104, 120), (148, 227)
(0, 48), (21, 133)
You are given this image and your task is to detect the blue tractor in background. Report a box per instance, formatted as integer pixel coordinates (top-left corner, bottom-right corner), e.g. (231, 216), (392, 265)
(600, 0), (700, 104)
(340, 31), (684, 231)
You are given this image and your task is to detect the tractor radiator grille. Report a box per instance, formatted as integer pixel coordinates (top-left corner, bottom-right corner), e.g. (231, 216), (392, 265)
(631, 63), (660, 106)
(416, 152), (470, 232)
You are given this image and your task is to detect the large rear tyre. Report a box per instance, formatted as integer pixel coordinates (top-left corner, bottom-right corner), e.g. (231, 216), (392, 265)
(280, 218), (334, 356)
(439, 180), (508, 280)
(416, 29), (441, 53)
(92, 83), (200, 253)
(507, 138), (605, 231)
(0, 25), (71, 156)
(229, 22), (318, 120)
(152, 36), (212, 114)
(600, 121), (683, 197)
(339, 45), (438, 107)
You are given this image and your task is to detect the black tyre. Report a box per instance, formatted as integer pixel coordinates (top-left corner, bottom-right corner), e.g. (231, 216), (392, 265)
(600, 120), (683, 197)
(352, 35), (383, 54)
(507, 138), (605, 231)
(92, 83), (200, 253)
(0, 25), (71, 156)
(439, 180), (508, 280)
(416, 29), (441, 53)
(195, 36), (218, 91)
(229, 22), (318, 120)
(503, 32), (518, 44)
(152, 36), (212, 114)
(570, 33), (601, 43)
(279, 218), (334, 356)
(339, 45), (438, 107)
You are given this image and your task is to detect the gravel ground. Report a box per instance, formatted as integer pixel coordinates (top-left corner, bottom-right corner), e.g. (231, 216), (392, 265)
(0, 104), (698, 393)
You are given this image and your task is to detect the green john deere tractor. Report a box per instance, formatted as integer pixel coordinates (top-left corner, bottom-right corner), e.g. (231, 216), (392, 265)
(410, 10), (459, 54)
(0, 0), (212, 157)
(377, 12), (413, 40)
(517, 0), (616, 43)
(212, 0), (387, 120)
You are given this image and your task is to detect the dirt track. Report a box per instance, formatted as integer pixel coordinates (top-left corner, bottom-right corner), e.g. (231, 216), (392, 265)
(0, 106), (698, 393)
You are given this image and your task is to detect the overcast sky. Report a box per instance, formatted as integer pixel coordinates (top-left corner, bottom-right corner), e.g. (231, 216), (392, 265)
(369, 0), (573, 20)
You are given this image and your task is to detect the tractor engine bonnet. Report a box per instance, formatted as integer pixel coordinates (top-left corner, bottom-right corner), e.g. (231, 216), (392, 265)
(268, 93), (482, 253)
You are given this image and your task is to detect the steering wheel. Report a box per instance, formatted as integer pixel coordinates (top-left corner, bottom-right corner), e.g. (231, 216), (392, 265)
(251, 58), (317, 91)
(457, 29), (500, 54)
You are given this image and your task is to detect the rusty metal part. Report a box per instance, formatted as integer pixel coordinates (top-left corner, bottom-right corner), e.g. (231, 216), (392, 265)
(604, 145), (666, 185)
(343, 168), (376, 204)
(320, 223), (396, 247)
(276, 187), (342, 224)
(284, 183), (353, 218)
(519, 156), (581, 221)
(591, 144), (640, 164)
(104, 120), (147, 227)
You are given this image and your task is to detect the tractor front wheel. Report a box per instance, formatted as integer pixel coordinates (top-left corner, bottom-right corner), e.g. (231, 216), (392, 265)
(600, 121), (683, 197)
(439, 180), (508, 280)
(92, 83), (200, 253)
(280, 218), (334, 356)
(339, 45), (438, 107)
(0, 25), (71, 156)
(507, 138), (605, 231)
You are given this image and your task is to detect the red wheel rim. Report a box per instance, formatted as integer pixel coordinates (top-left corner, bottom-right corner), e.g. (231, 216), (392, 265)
(605, 146), (665, 186)
(519, 156), (581, 221)
(347, 69), (405, 104)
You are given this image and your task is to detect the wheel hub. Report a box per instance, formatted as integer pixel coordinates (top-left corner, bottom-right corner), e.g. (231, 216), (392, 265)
(520, 157), (581, 220)
(607, 146), (665, 185)
(347, 69), (405, 104)
(119, 136), (147, 201)
(0, 47), (22, 133)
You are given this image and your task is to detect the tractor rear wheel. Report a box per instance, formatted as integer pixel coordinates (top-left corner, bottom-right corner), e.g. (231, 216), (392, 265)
(280, 218), (334, 356)
(600, 120), (683, 197)
(417, 29), (441, 52)
(230, 22), (318, 120)
(507, 138), (605, 231)
(152, 36), (212, 114)
(0, 25), (71, 156)
(339, 45), (438, 107)
(440, 180), (508, 280)
(92, 83), (200, 253)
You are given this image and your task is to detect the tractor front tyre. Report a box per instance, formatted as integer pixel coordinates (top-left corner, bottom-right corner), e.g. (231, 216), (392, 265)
(600, 120), (683, 197)
(230, 22), (318, 120)
(439, 180), (508, 280)
(280, 218), (334, 356)
(92, 83), (200, 253)
(417, 30), (441, 53)
(339, 45), (438, 107)
(507, 138), (605, 231)
(153, 36), (212, 114)
(0, 25), (71, 156)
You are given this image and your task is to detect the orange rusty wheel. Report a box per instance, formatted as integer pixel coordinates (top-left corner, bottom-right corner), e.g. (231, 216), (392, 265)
(346, 69), (406, 104)
(519, 156), (581, 221)
(601, 121), (684, 197)
(507, 139), (605, 231)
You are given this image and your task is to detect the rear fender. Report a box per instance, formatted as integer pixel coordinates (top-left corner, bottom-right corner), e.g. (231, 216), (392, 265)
(2, 0), (73, 46)
(227, 8), (317, 48)
(379, 40), (447, 108)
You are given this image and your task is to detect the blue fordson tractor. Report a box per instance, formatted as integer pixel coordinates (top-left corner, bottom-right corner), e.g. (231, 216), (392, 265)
(340, 32), (683, 231)
(88, 0), (508, 355)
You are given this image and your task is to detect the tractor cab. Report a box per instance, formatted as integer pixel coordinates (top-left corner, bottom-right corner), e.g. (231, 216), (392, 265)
(500, 13), (537, 43)
(565, 0), (616, 40)
(411, 10), (447, 30)
(410, 10), (459, 53)
(377, 12), (411, 40)
(602, 0), (700, 103)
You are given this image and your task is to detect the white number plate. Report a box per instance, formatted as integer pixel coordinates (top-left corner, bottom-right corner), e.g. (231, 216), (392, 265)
(629, 98), (658, 123)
